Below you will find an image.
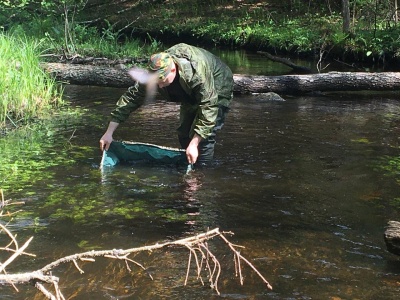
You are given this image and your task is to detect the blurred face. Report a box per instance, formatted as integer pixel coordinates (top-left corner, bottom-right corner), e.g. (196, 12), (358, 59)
(157, 66), (176, 88)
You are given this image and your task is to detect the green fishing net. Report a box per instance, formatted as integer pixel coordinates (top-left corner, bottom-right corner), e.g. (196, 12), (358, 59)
(101, 141), (187, 168)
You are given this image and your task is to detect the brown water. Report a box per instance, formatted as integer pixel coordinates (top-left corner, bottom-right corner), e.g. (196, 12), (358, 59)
(2, 59), (400, 299)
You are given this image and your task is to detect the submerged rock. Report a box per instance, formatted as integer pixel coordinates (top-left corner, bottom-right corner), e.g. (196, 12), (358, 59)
(253, 92), (286, 101)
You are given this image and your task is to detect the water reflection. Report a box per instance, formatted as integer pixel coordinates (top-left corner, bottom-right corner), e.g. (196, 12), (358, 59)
(182, 172), (203, 225)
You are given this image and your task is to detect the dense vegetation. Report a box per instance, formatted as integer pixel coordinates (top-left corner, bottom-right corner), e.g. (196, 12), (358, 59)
(1, 0), (399, 129)
(2, 0), (400, 64)
(0, 33), (62, 130)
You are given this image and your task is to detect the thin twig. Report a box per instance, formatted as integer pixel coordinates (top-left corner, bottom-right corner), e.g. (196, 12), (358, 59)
(184, 249), (192, 286)
(35, 282), (57, 300)
(0, 189), (4, 209)
(199, 243), (221, 294)
(68, 129), (76, 142)
(53, 280), (66, 300)
(185, 245), (202, 280)
(0, 246), (36, 257)
(218, 233), (273, 290)
(72, 259), (84, 274)
(0, 236), (34, 273)
(236, 251), (244, 285)
(6, 115), (17, 128)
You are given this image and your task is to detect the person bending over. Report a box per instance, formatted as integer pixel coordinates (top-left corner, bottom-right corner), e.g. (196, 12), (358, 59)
(100, 43), (234, 166)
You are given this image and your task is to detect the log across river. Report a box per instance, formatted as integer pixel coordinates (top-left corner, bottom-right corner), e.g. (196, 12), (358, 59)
(42, 62), (400, 95)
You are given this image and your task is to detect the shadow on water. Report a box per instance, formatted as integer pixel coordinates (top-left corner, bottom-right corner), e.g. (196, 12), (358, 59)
(2, 65), (400, 298)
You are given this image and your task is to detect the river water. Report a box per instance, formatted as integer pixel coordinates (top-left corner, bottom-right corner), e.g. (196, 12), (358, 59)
(1, 51), (400, 299)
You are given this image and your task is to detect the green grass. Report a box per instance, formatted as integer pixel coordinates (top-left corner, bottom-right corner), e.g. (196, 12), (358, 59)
(0, 33), (62, 130)
(0, 19), (165, 131)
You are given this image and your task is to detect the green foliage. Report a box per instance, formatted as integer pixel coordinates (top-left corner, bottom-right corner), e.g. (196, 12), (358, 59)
(3, 0), (400, 63)
(379, 156), (400, 177)
(344, 25), (400, 58)
(0, 32), (62, 128)
(0, 0), (29, 8)
(8, 15), (163, 59)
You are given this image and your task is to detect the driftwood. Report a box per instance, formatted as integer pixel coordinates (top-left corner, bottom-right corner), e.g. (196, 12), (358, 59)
(0, 190), (272, 299)
(42, 62), (400, 95)
(384, 221), (400, 256)
(256, 51), (313, 74)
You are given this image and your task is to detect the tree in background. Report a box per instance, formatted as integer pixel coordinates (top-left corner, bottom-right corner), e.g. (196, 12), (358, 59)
(342, 0), (351, 33)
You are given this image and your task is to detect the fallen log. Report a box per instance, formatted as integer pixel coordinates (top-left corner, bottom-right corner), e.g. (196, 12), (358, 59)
(233, 72), (400, 94)
(384, 221), (400, 256)
(43, 62), (133, 88)
(42, 62), (400, 95)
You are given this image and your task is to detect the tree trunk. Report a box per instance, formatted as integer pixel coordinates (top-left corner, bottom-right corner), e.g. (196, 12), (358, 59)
(42, 62), (400, 95)
(384, 221), (400, 256)
(342, 0), (351, 33)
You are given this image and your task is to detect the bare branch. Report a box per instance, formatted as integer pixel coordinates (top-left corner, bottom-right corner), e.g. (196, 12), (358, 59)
(0, 272), (58, 285)
(0, 225), (272, 298)
(0, 236), (34, 274)
(219, 233), (273, 290)
(39, 228), (222, 273)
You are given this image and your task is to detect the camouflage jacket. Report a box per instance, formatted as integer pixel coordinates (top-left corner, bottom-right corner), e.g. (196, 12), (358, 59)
(110, 43), (234, 139)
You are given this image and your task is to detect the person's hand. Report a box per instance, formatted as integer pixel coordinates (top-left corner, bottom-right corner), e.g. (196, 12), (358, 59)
(99, 132), (113, 151)
(186, 134), (202, 164)
(186, 143), (199, 164)
(100, 121), (120, 151)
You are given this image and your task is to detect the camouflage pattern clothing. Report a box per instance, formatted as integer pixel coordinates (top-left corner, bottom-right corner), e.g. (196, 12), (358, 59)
(110, 43), (234, 162)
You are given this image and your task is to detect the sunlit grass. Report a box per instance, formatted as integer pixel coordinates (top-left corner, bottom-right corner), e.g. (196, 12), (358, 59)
(10, 19), (164, 61)
(0, 33), (62, 129)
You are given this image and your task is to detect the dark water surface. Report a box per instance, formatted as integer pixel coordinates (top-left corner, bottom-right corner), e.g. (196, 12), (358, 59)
(2, 61), (400, 299)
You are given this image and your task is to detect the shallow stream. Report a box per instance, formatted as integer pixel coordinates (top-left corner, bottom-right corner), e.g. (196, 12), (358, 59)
(1, 50), (400, 299)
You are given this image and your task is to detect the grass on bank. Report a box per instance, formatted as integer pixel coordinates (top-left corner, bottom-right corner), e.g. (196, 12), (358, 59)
(0, 33), (63, 131)
(10, 19), (164, 60)
(0, 22), (165, 132)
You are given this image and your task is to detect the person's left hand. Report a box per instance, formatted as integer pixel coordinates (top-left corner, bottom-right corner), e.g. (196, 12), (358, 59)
(186, 143), (199, 164)
(186, 134), (202, 164)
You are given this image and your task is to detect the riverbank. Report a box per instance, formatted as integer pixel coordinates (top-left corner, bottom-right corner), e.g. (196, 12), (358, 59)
(74, 0), (400, 69)
(4, 1), (399, 69)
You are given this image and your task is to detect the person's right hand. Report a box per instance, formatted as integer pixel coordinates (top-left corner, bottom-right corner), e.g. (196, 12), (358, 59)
(99, 132), (113, 151)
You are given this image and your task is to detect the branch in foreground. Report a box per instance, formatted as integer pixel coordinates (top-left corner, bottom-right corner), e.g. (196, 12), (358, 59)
(0, 227), (272, 299)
